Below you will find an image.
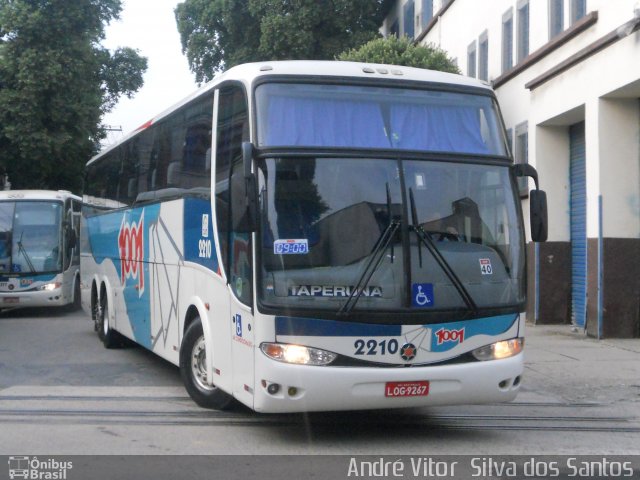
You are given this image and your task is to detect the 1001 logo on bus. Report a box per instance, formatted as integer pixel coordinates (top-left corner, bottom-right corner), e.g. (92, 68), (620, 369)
(118, 211), (145, 296)
(434, 327), (465, 345)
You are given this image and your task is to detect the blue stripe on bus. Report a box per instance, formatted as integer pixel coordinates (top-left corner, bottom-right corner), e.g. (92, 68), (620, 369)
(275, 317), (402, 337)
(182, 197), (220, 273)
(275, 313), (518, 339)
(0, 273), (56, 283)
(428, 314), (518, 352)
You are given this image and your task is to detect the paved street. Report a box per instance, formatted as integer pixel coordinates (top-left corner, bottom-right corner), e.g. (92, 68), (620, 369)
(0, 308), (638, 457)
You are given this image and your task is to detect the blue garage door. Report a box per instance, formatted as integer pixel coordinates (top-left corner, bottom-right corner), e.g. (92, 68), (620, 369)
(570, 122), (587, 327)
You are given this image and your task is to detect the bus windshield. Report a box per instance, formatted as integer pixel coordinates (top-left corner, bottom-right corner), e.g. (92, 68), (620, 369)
(257, 157), (524, 316)
(256, 82), (507, 156)
(0, 201), (63, 274)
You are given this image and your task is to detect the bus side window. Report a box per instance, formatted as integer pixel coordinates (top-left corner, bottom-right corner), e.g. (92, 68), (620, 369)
(215, 84), (251, 305)
(85, 149), (121, 208)
(118, 143), (138, 206)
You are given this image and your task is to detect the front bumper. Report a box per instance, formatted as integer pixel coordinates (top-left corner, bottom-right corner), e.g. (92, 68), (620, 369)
(252, 352), (523, 413)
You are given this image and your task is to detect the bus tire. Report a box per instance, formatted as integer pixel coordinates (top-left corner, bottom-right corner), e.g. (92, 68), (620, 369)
(97, 295), (119, 349)
(180, 317), (233, 410)
(72, 277), (81, 310)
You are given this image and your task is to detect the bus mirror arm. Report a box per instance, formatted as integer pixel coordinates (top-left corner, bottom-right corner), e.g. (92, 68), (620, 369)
(512, 163), (539, 189)
(245, 174), (258, 232)
(513, 164), (548, 243)
(241, 142), (258, 232)
(242, 142), (254, 178)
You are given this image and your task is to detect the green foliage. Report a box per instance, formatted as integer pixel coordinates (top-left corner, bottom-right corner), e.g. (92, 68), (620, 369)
(338, 36), (460, 74)
(175, 0), (389, 84)
(0, 0), (147, 191)
(175, 0), (258, 84)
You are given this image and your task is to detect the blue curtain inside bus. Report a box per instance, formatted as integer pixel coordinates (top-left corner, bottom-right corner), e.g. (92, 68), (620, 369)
(264, 96), (489, 154)
(389, 104), (488, 153)
(265, 97), (389, 148)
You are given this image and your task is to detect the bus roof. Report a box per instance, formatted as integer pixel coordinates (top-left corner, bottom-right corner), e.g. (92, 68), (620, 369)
(91, 60), (494, 165)
(0, 190), (81, 202)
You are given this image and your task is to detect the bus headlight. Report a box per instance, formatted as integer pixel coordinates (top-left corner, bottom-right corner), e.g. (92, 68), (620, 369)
(38, 282), (61, 291)
(472, 338), (523, 361)
(260, 343), (337, 366)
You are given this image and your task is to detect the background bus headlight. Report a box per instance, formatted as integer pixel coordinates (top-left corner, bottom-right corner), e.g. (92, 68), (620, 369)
(472, 338), (523, 361)
(261, 343), (337, 366)
(37, 282), (61, 291)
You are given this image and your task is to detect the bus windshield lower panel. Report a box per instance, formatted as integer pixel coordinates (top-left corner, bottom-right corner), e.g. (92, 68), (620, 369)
(257, 157), (524, 317)
(0, 201), (63, 274)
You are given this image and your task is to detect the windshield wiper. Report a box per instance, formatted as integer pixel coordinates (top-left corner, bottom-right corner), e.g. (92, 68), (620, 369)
(409, 189), (478, 315)
(339, 184), (399, 316)
(17, 231), (36, 273)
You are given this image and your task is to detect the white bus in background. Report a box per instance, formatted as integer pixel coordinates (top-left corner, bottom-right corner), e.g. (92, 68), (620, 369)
(0, 190), (81, 311)
(81, 61), (547, 413)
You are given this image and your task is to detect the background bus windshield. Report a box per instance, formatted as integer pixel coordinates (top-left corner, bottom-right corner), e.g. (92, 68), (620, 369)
(0, 201), (63, 274)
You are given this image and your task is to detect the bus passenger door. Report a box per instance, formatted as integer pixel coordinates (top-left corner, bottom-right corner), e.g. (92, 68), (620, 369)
(228, 161), (255, 407)
(214, 83), (255, 407)
(228, 265), (254, 405)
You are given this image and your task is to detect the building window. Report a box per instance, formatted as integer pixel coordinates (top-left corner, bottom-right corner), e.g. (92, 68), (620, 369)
(467, 41), (477, 78)
(421, 0), (433, 30)
(571, 0), (586, 24)
(506, 128), (514, 157)
(515, 122), (529, 197)
(390, 18), (399, 37)
(478, 31), (489, 81)
(502, 8), (514, 73)
(517, 0), (530, 62)
(404, 0), (415, 39)
(549, 0), (564, 39)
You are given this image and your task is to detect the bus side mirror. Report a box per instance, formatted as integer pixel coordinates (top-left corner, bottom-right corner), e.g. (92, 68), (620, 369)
(513, 164), (548, 242)
(67, 226), (77, 249)
(530, 190), (548, 242)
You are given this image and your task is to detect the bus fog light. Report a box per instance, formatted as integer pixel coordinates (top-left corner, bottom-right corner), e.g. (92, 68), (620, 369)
(260, 343), (337, 366)
(267, 383), (280, 395)
(472, 338), (523, 361)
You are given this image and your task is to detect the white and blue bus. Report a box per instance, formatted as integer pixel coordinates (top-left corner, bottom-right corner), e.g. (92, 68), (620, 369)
(0, 190), (81, 311)
(81, 61), (547, 412)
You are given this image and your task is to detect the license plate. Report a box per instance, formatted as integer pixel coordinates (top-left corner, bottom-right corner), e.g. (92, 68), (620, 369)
(385, 381), (430, 397)
(3, 297), (19, 304)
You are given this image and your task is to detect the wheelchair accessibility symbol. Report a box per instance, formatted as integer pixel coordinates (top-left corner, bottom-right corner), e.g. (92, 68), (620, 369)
(412, 283), (434, 308)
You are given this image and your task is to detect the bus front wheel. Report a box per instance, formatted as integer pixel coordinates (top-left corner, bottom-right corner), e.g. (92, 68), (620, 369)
(180, 317), (233, 410)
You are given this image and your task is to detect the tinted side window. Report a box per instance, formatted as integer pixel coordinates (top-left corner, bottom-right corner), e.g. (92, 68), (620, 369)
(214, 84), (250, 303)
(84, 150), (121, 209)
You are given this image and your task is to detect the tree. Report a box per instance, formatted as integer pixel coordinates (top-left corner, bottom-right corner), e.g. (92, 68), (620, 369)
(0, 0), (147, 191)
(175, 0), (390, 84)
(338, 36), (460, 74)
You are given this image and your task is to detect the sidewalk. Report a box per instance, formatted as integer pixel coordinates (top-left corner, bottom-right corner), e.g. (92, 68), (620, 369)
(521, 323), (640, 405)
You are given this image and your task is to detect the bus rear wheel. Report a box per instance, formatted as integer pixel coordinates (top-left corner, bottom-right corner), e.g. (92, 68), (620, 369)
(180, 317), (233, 410)
(97, 295), (119, 349)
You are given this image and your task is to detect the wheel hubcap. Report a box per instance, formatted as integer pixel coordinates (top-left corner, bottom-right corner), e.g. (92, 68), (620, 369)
(102, 304), (108, 335)
(191, 336), (214, 391)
